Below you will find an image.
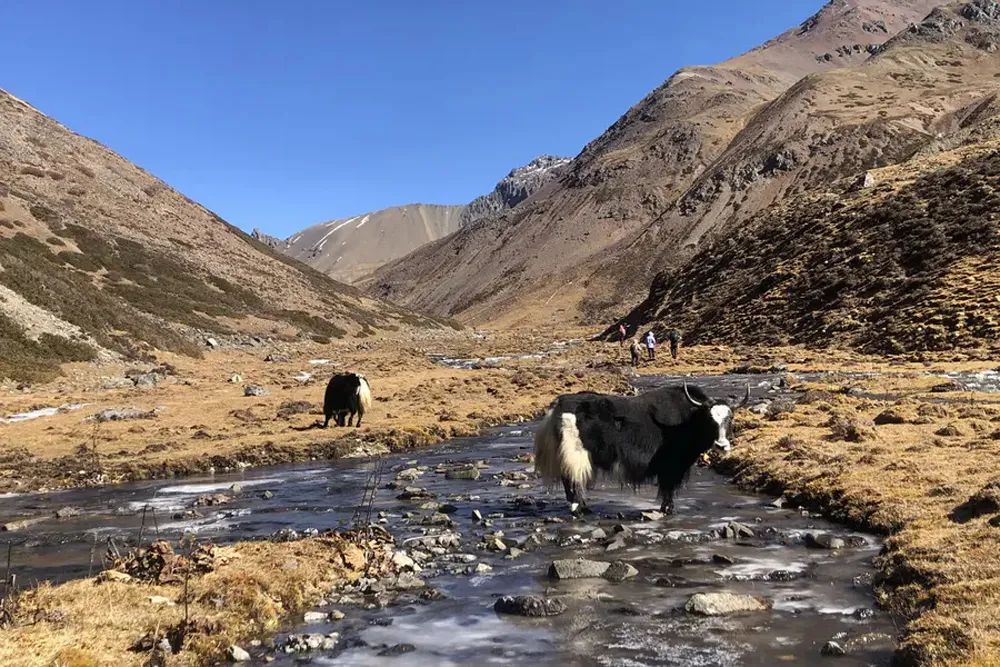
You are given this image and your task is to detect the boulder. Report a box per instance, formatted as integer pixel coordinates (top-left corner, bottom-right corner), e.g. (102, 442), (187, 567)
(394, 573), (426, 590)
(603, 561), (639, 582)
(303, 611), (328, 624)
(226, 645), (251, 662)
(445, 466), (481, 481)
(54, 506), (81, 519)
(684, 592), (770, 616)
(494, 595), (567, 617)
(243, 385), (268, 397)
(805, 532), (846, 550)
(1, 517), (48, 532)
(821, 641), (846, 656)
(548, 558), (611, 580)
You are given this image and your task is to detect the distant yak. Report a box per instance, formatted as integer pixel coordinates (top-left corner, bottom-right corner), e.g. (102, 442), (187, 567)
(323, 373), (372, 427)
(534, 383), (750, 514)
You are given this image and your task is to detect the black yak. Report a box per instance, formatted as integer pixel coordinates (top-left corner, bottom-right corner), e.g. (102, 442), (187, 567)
(534, 383), (749, 514)
(323, 373), (372, 427)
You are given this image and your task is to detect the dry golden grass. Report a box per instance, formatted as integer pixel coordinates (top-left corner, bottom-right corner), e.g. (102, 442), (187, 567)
(0, 532), (387, 666)
(724, 376), (1000, 666)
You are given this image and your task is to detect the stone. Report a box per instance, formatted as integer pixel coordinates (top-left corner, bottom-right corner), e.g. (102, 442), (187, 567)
(445, 466), (481, 481)
(684, 592), (770, 616)
(303, 611), (328, 623)
(548, 558), (611, 580)
(494, 595), (567, 617)
(206, 337), (219, 348)
(392, 551), (416, 571)
(720, 521), (755, 539)
(261, 490), (274, 500)
(471, 509), (484, 522)
(96, 570), (133, 584)
(640, 510), (664, 522)
(474, 563), (493, 574)
(505, 547), (525, 560)
(229, 373), (243, 384)
(712, 554), (736, 565)
(147, 595), (175, 606)
(131, 373), (160, 387)
(396, 468), (422, 481)
(821, 641), (846, 656)
(378, 644), (416, 657)
(329, 609), (346, 621)
(226, 645), (251, 662)
(805, 533), (846, 550)
(243, 385), (268, 397)
(54, 506), (81, 519)
(394, 573), (426, 590)
(603, 561), (639, 582)
(589, 527), (608, 540)
(94, 408), (158, 422)
(605, 537), (627, 552)
(769, 496), (788, 509)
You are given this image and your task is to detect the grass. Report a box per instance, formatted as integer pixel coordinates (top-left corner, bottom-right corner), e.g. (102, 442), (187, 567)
(0, 532), (391, 666)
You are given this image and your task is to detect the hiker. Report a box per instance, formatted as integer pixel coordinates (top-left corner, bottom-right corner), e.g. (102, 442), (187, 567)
(667, 329), (681, 360)
(618, 323), (627, 347)
(629, 338), (642, 367)
(644, 331), (656, 361)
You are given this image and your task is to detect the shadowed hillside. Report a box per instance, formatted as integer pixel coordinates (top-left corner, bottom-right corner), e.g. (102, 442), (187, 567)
(620, 142), (1000, 354)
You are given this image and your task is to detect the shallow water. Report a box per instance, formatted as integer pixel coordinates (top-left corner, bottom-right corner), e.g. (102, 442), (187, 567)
(1, 376), (895, 665)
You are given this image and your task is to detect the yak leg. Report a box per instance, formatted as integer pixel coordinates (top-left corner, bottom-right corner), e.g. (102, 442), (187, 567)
(562, 477), (577, 503)
(659, 488), (675, 515)
(323, 414), (331, 428)
(347, 411), (355, 427)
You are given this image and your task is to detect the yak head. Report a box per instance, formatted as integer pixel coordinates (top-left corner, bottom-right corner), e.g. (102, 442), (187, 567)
(681, 382), (751, 452)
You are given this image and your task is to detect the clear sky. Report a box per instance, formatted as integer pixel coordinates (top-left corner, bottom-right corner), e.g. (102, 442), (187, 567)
(1, 1), (823, 237)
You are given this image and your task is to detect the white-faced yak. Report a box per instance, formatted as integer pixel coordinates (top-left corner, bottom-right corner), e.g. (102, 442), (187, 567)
(534, 383), (750, 514)
(323, 373), (372, 427)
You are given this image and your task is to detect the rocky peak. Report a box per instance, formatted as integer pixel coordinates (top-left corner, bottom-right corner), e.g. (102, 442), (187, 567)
(251, 228), (286, 249)
(460, 155), (571, 226)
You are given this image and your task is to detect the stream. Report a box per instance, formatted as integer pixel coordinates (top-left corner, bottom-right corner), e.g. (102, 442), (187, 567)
(1, 375), (896, 665)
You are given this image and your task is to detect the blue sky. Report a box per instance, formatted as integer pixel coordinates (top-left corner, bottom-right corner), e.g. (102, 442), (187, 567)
(1, 1), (823, 237)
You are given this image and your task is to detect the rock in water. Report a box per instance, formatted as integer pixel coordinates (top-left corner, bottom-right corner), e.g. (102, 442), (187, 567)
(54, 506), (81, 519)
(227, 645), (251, 662)
(821, 640), (847, 656)
(548, 558), (611, 579)
(684, 592), (770, 616)
(603, 561), (639, 582)
(494, 595), (567, 617)
(805, 532), (846, 550)
(445, 466), (481, 480)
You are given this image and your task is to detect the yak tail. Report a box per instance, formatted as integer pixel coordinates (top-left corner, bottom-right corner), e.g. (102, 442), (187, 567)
(534, 410), (592, 490)
(356, 376), (372, 413)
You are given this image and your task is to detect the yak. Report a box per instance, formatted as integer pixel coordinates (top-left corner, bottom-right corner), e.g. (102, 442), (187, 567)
(534, 383), (750, 514)
(323, 373), (372, 428)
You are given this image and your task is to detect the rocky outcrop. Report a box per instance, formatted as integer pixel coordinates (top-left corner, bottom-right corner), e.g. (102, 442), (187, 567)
(251, 228), (286, 250)
(460, 155), (570, 226)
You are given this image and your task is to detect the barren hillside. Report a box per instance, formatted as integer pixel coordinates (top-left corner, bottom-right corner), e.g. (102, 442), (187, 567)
(279, 204), (465, 284)
(279, 155), (568, 284)
(367, 0), (949, 325)
(0, 90), (441, 383)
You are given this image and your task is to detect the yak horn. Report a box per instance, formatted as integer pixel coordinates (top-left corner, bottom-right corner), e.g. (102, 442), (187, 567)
(739, 383), (751, 408)
(683, 382), (704, 407)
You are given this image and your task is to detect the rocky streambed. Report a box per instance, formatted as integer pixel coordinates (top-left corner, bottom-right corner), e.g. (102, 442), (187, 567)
(1, 376), (896, 665)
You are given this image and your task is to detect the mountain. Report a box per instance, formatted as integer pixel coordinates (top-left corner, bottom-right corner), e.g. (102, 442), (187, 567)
(277, 204), (465, 284)
(276, 155), (569, 284)
(620, 139), (1000, 354)
(619, 1), (1000, 353)
(459, 155), (571, 226)
(0, 89), (442, 383)
(366, 0), (947, 326)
